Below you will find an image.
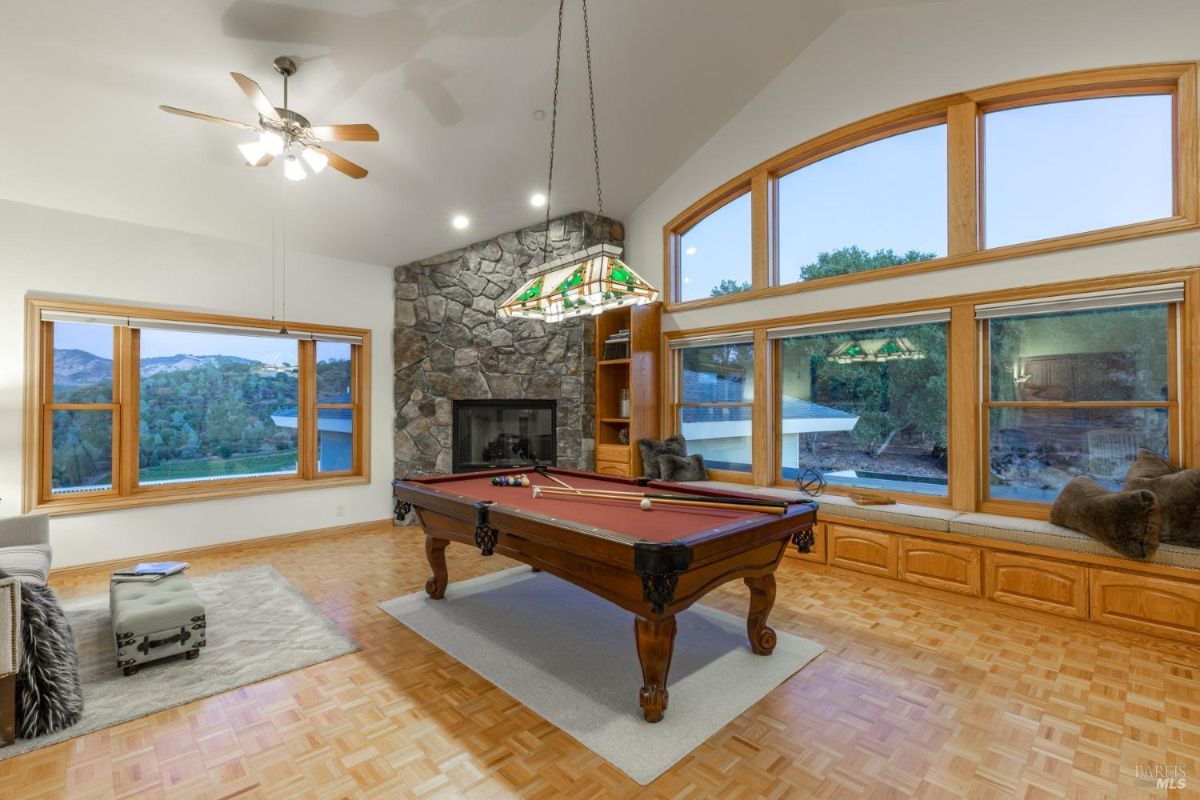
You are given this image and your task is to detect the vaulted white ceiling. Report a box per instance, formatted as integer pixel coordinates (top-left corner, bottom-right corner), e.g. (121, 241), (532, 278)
(0, 0), (941, 267)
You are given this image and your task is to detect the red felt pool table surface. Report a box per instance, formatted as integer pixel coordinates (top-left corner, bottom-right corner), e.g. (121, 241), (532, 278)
(404, 469), (799, 544)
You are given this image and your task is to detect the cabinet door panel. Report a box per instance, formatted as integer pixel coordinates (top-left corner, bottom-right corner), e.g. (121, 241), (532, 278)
(898, 537), (981, 596)
(827, 524), (895, 578)
(984, 552), (1088, 618)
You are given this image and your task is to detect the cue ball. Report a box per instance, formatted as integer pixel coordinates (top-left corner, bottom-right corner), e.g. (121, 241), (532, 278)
(640, 498), (652, 511)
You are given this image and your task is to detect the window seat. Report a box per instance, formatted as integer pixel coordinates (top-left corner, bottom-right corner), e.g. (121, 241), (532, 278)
(683, 480), (1200, 572)
(948, 513), (1200, 572)
(685, 481), (960, 532)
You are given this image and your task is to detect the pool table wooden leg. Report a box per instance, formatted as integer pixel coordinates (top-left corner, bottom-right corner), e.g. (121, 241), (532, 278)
(425, 535), (449, 599)
(745, 573), (778, 655)
(634, 614), (676, 723)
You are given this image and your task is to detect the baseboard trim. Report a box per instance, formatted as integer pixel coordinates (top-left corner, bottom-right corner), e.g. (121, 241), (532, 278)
(49, 518), (392, 580)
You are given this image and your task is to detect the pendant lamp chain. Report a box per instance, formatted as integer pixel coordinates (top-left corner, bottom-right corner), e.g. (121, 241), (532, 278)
(541, 0), (604, 265)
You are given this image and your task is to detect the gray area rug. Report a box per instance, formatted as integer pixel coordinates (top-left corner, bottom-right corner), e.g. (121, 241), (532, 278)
(379, 567), (824, 785)
(2, 565), (358, 760)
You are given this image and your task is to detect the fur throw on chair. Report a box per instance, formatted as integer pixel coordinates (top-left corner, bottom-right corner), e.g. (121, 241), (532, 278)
(0, 569), (82, 739)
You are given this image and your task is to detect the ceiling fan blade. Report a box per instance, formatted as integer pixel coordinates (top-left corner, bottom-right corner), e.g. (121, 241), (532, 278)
(231, 72), (281, 122)
(306, 123), (380, 142)
(248, 152), (274, 167)
(311, 146), (368, 179)
(159, 105), (258, 132)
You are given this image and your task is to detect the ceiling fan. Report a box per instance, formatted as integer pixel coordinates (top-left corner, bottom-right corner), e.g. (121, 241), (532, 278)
(159, 56), (378, 181)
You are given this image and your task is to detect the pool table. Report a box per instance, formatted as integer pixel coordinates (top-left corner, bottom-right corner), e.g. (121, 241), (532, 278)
(392, 467), (817, 722)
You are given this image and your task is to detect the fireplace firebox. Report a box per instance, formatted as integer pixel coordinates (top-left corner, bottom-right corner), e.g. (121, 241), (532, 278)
(452, 400), (557, 472)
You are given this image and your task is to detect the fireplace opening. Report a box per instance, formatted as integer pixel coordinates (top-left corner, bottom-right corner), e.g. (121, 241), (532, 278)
(452, 400), (557, 472)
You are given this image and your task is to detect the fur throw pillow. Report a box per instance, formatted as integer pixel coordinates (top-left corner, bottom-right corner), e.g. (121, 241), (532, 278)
(1122, 449), (1200, 547)
(658, 454), (708, 482)
(1050, 477), (1161, 560)
(0, 568), (83, 739)
(638, 435), (687, 479)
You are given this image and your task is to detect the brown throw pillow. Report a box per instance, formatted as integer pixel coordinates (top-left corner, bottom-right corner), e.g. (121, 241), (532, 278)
(638, 435), (687, 479)
(1122, 449), (1200, 547)
(1050, 476), (1161, 560)
(658, 453), (708, 482)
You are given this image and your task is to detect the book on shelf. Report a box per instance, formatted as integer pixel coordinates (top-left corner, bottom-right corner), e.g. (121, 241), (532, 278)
(602, 329), (631, 360)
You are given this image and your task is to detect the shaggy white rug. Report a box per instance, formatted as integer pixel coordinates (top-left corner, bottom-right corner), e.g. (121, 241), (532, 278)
(379, 567), (823, 785)
(2, 565), (358, 760)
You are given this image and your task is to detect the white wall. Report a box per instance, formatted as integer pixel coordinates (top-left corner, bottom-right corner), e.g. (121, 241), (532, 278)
(625, 0), (1200, 332)
(0, 199), (394, 568)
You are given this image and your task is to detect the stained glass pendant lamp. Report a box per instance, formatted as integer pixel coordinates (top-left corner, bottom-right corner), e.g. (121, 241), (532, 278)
(499, 244), (657, 322)
(498, 0), (658, 323)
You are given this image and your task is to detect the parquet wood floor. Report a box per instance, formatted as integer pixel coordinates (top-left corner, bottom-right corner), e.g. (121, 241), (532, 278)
(2, 522), (1198, 799)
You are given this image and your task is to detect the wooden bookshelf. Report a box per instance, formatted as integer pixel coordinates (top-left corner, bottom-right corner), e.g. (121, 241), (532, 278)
(594, 302), (661, 476)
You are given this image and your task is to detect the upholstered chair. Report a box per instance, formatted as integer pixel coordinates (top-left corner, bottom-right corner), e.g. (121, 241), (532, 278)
(0, 514), (49, 747)
(0, 576), (19, 746)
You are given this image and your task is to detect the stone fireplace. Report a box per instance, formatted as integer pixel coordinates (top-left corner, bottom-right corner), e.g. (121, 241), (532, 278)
(393, 211), (623, 481)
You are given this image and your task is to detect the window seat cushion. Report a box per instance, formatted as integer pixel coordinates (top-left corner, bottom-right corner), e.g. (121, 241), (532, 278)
(679, 481), (958, 532)
(950, 513), (1200, 572)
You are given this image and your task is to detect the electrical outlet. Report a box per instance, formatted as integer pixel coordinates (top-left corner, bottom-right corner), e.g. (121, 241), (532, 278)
(335, 505), (344, 517)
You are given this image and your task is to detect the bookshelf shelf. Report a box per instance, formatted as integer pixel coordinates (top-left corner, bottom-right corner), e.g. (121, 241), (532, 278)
(594, 302), (661, 476)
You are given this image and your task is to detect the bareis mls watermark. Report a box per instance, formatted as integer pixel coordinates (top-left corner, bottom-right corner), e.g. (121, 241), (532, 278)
(1135, 763), (1188, 790)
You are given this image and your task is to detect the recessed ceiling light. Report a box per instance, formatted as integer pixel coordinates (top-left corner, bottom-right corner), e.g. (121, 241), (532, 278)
(452, 214), (470, 230)
(530, 193), (547, 208)
(684, 246), (697, 256)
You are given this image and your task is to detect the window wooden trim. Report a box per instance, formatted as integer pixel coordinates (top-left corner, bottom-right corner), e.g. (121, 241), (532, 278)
(664, 62), (1200, 313)
(662, 266), (1198, 516)
(23, 297), (371, 516)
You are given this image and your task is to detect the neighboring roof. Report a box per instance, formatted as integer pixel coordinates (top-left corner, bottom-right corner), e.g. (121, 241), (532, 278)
(681, 369), (858, 436)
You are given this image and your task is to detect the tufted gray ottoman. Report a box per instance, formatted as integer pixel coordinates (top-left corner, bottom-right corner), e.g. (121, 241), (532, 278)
(110, 573), (206, 676)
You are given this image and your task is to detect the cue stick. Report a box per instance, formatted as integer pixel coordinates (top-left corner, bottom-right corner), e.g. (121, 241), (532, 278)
(534, 465), (578, 492)
(533, 483), (789, 510)
(533, 486), (787, 515)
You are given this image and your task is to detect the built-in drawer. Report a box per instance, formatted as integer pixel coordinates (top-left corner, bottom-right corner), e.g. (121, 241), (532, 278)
(1090, 569), (1200, 643)
(897, 537), (981, 596)
(984, 551), (1088, 619)
(595, 444), (630, 464)
(595, 460), (631, 477)
(827, 524), (895, 578)
(783, 521), (826, 564)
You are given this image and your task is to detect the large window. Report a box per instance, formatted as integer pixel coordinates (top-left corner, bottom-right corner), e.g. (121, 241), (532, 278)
(983, 94), (1174, 247)
(28, 300), (369, 513)
(138, 329), (300, 485)
(981, 291), (1178, 504)
(665, 63), (1197, 310)
(677, 192), (752, 302)
(774, 315), (949, 496)
(674, 338), (755, 473)
(777, 124), (947, 284)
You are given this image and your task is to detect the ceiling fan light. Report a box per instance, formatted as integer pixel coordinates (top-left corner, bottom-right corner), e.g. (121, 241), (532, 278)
(259, 130), (284, 156)
(237, 140), (267, 165)
(284, 155), (306, 182)
(301, 147), (328, 174)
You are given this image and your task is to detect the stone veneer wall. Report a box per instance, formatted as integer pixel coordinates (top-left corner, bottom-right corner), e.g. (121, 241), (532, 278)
(393, 211), (624, 479)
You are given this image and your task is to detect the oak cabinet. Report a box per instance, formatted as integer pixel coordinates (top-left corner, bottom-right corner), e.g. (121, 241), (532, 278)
(984, 551), (1088, 619)
(898, 537), (981, 596)
(827, 524), (895, 578)
(1090, 569), (1200, 643)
